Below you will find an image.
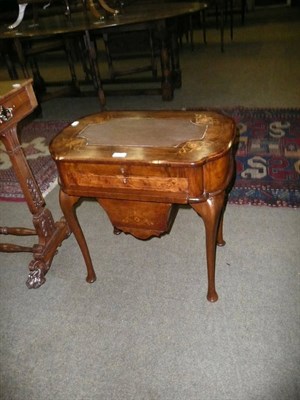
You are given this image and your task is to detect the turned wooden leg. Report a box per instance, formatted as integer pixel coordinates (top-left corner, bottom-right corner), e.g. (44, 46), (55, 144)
(156, 21), (173, 101)
(59, 190), (96, 283)
(170, 26), (182, 88)
(83, 30), (106, 108)
(160, 40), (173, 101)
(1, 122), (69, 288)
(191, 192), (226, 302)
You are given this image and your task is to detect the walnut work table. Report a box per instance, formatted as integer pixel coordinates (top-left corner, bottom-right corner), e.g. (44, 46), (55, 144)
(50, 111), (236, 302)
(0, 79), (70, 288)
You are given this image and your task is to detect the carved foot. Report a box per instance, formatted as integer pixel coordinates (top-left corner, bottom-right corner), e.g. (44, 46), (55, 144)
(26, 268), (46, 289)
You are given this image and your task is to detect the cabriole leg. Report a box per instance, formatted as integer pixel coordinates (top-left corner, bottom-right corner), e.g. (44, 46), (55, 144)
(59, 190), (96, 283)
(191, 192), (226, 302)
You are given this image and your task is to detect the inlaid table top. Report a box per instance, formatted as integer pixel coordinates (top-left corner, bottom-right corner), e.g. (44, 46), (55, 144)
(50, 110), (235, 164)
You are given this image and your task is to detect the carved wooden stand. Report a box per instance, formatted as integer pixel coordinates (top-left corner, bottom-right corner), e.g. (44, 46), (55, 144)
(0, 80), (70, 288)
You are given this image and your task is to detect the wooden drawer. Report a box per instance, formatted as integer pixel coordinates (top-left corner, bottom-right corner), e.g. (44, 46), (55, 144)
(58, 161), (190, 202)
(0, 80), (37, 134)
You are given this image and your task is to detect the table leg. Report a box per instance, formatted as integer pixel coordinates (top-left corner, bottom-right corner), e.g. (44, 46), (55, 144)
(170, 20), (182, 89)
(191, 192), (226, 302)
(83, 30), (106, 107)
(13, 38), (30, 79)
(0, 125), (70, 288)
(13, 38), (46, 97)
(59, 190), (97, 284)
(156, 21), (173, 101)
(63, 36), (81, 95)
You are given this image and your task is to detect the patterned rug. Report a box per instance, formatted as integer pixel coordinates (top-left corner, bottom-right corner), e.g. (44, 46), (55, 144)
(0, 108), (299, 207)
(225, 108), (300, 208)
(0, 120), (69, 202)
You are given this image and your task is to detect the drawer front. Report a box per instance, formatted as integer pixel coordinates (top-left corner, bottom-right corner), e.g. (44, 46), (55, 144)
(0, 83), (37, 133)
(58, 162), (189, 200)
(74, 172), (188, 192)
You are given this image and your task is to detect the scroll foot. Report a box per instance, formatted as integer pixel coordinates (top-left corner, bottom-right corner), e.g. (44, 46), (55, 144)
(26, 268), (46, 289)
